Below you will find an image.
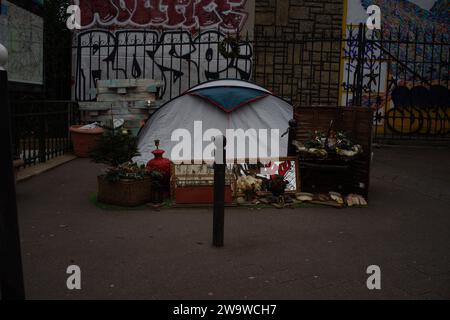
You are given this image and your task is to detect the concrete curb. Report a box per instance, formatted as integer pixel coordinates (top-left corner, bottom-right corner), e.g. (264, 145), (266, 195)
(16, 154), (78, 183)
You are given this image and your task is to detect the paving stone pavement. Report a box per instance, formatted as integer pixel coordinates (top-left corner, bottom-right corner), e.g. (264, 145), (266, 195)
(15, 146), (450, 299)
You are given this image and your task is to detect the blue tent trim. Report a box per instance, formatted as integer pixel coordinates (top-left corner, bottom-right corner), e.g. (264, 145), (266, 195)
(189, 87), (269, 113)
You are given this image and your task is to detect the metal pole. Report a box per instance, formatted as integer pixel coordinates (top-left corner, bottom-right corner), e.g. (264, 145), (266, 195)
(287, 119), (298, 157)
(353, 23), (366, 107)
(213, 136), (226, 247)
(0, 43), (26, 300)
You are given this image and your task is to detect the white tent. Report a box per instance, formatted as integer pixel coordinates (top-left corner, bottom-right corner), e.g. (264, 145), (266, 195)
(134, 80), (294, 165)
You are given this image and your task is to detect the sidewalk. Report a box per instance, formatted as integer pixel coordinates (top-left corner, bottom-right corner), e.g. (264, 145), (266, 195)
(15, 146), (450, 299)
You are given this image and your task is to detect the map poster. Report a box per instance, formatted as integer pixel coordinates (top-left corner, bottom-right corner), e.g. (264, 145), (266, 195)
(0, 0), (44, 85)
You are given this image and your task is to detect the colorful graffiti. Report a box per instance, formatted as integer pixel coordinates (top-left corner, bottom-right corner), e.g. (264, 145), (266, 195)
(72, 1), (254, 101)
(384, 83), (450, 135)
(360, 0), (449, 81)
(74, 29), (253, 101)
(361, 0), (449, 31)
(74, 0), (249, 33)
(342, 0), (450, 136)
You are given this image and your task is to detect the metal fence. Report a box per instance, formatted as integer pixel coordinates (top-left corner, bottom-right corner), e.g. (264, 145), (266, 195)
(9, 24), (449, 169)
(72, 24), (449, 142)
(11, 100), (80, 167)
(72, 27), (344, 106)
(350, 25), (450, 142)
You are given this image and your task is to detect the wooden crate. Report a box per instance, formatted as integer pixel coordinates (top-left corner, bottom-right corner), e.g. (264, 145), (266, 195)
(294, 106), (373, 199)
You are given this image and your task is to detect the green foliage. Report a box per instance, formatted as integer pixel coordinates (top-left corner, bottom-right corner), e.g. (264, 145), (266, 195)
(104, 162), (147, 183)
(304, 131), (326, 149)
(90, 131), (140, 167)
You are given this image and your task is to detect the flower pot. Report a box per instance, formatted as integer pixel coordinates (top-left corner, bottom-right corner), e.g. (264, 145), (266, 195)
(69, 125), (104, 158)
(97, 176), (152, 207)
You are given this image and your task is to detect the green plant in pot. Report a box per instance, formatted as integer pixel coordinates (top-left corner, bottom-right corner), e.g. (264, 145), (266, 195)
(103, 162), (147, 183)
(90, 129), (140, 167)
(90, 130), (153, 207)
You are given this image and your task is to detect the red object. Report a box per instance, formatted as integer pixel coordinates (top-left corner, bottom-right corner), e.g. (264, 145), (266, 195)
(146, 149), (171, 186)
(175, 186), (233, 204)
(69, 125), (104, 158)
(77, 0), (248, 32)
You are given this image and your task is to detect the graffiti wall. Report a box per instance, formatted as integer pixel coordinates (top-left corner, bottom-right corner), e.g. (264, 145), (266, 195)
(73, 0), (255, 101)
(341, 0), (449, 136)
(75, 0), (253, 33)
(0, 0), (44, 84)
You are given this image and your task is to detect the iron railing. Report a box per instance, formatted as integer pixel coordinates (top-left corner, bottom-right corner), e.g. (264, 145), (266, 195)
(349, 25), (450, 142)
(72, 27), (344, 107)
(10, 100), (80, 167)
(10, 24), (448, 170)
(71, 24), (449, 142)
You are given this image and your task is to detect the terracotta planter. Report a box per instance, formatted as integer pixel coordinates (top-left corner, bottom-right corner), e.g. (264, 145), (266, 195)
(69, 125), (104, 158)
(175, 185), (233, 204)
(97, 176), (152, 207)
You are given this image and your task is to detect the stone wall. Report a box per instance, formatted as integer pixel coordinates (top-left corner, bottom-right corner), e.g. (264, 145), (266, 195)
(254, 0), (345, 107)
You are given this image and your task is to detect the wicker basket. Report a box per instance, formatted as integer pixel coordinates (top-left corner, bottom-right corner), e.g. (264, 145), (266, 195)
(70, 125), (104, 158)
(97, 176), (153, 207)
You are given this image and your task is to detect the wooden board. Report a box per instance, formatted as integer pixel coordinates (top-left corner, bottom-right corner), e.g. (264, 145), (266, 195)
(294, 106), (372, 199)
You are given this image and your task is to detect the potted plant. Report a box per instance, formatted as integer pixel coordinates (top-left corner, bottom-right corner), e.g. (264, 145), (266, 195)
(69, 123), (104, 158)
(90, 130), (153, 207)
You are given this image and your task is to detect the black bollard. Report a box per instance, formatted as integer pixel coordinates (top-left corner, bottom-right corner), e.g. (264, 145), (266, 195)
(213, 136), (226, 247)
(0, 45), (26, 300)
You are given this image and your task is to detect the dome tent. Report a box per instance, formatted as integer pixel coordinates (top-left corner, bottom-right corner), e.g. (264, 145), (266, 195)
(134, 80), (294, 165)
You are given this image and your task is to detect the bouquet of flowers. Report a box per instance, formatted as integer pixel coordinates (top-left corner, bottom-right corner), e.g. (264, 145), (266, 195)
(237, 175), (262, 201)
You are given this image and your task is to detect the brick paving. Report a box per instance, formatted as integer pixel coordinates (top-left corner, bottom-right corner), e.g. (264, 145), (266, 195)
(15, 146), (450, 299)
